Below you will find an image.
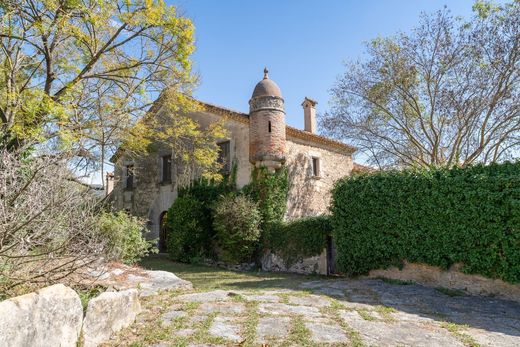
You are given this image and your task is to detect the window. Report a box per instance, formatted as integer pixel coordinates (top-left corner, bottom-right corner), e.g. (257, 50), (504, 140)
(161, 155), (172, 183)
(311, 157), (320, 177)
(125, 164), (134, 189)
(268, 121), (272, 133)
(217, 141), (231, 173)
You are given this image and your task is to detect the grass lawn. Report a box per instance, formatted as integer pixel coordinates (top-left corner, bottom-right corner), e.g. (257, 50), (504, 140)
(140, 255), (326, 291)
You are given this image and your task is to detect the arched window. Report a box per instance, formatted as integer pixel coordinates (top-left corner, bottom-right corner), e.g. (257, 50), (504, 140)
(159, 211), (168, 253)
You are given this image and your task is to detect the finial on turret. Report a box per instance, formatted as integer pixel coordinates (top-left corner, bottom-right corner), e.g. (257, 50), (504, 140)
(263, 67), (269, 79)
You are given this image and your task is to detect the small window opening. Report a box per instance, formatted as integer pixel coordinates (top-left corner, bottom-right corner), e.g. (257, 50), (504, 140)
(268, 121), (272, 133)
(126, 164), (134, 189)
(312, 157), (320, 177)
(161, 155), (172, 183)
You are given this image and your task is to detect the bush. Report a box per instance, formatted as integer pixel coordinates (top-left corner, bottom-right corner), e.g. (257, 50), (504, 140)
(266, 216), (332, 267)
(166, 195), (211, 262)
(213, 194), (262, 264)
(96, 211), (156, 264)
(331, 162), (520, 283)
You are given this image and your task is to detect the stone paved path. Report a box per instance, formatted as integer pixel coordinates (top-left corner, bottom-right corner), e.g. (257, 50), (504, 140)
(106, 277), (520, 346)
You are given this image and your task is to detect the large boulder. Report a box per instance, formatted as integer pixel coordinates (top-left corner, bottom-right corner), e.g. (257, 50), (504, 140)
(82, 289), (141, 347)
(0, 284), (83, 347)
(88, 263), (193, 296)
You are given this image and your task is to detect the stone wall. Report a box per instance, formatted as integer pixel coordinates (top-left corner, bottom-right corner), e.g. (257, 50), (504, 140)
(110, 107), (354, 261)
(261, 249), (328, 275)
(111, 110), (252, 242)
(367, 261), (520, 302)
(285, 137), (353, 219)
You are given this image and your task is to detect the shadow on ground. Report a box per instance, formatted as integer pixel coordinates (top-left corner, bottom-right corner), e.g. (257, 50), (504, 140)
(141, 255), (520, 340)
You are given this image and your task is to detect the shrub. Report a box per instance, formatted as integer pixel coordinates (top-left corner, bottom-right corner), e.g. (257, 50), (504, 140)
(331, 162), (520, 283)
(266, 216), (332, 267)
(166, 195), (210, 262)
(0, 148), (107, 297)
(96, 211), (156, 264)
(213, 194), (262, 264)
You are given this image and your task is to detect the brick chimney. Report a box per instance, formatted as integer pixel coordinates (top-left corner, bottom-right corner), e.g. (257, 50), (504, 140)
(302, 97), (317, 133)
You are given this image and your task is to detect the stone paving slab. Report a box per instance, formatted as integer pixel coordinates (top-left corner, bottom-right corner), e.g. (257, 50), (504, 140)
(287, 294), (331, 307)
(176, 290), (231, 302)
(257, 302), (322, 317)
(305, 321), (349, 343)
(256, 316), (291, 343)
(208, 316), (242, 342)
(340, 310), (464, 347)
(196, 301), (246, 315)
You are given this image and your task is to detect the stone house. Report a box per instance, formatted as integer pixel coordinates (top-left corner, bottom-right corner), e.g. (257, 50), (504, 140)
(109, 69), (360, 252)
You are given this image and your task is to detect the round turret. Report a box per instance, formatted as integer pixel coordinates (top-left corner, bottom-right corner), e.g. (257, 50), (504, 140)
(249, 68), (286, 171)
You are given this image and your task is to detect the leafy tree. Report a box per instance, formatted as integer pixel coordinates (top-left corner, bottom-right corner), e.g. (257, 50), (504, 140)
(0, 0), (196, 159)
(323, 1), (519, 168)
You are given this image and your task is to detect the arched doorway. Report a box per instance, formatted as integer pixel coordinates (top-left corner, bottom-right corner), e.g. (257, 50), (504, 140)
(159, 211), (168, 253)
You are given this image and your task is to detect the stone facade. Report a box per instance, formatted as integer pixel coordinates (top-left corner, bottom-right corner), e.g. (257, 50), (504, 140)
(109, 71), (357, 255)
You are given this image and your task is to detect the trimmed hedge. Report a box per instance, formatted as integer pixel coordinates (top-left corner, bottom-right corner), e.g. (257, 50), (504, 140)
(331, 162), (520, 283)
(266, 216), (332, 267)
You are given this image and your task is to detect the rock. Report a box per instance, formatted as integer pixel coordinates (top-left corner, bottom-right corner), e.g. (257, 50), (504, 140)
(208, 316), (242, 342)
(288, 294), (331, 307)
(340, 310), (464, 347)
(241, 293), (281, 303)
(88, 263), (192, 296)
(82, 289), (141, 347)
(176, 290), (231, 302)
(0, 284), (83, 347)
(123, 270), (192, 296)
(197, 302), (246, 315)
(257, 302), (322, 317)
(256, 317), (291, 343)
(305, 321), (349, 343)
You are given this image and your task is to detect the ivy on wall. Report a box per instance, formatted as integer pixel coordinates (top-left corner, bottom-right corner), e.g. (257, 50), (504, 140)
(243, 166), (289, 228)
(267, 216), (332, 267)
(331, 162), (520, 283)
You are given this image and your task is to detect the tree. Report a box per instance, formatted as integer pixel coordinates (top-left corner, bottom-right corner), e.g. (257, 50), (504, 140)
(322, 1), (519, 168)
(0, 0), (195, 157)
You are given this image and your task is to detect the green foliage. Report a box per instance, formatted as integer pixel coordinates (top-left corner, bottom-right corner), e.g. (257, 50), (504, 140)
(96, 211), (157, 264)
(165, 164), (290, 265)
(331, 162), (520, 283)
(244, 166), (289, 228)
(266, 216), (332, 267)
(166, 195), (209, 262)
(166, 176), (235, 262)
(212, 194), (262, 264)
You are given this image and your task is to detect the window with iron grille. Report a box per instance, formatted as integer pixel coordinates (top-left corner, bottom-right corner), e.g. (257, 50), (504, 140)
(126, 164), (134, 189)
(161, 155), (172, 183)
(312, 157), (320, 177)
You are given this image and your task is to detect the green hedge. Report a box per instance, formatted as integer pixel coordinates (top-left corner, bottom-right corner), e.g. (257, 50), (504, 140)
(266, 216), (332, 267)
(331, 162), (520, 283)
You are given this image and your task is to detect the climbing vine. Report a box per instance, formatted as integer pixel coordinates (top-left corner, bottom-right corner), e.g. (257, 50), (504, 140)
(243, 165), (289, 228)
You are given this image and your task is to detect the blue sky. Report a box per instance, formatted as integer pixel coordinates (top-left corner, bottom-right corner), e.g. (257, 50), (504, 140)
(171, 0), (490, 134)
